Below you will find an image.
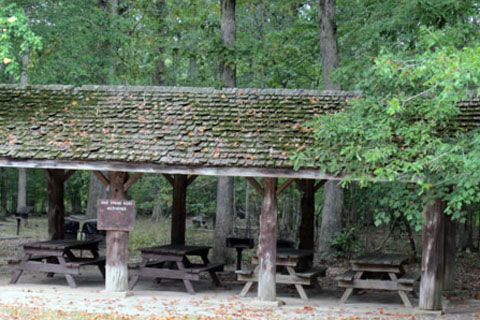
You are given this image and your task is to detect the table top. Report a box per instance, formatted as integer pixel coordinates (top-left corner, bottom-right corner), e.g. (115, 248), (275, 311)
(24, 239), (100, 251)
(350, 252), (408, 266)
(140, 244), (211, 256)
(277, 248), (314, 259)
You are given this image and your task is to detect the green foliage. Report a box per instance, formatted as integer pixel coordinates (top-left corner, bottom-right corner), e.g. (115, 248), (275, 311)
(296, 25), (480, 223)
(0, 3), (41, 78)
(330, 227), (360, 259)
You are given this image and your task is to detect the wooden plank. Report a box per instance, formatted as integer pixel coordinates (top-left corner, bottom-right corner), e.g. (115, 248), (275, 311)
(123, 172), (143, 192)
(351, 252), (408, 266)
(335, 270), (357, 281)
(419, 198), (445, 311)
(398, 271), (421, 284)
(10, 262), (80, 275)
(337, 279), (414, 291)
(246, 177), (264, 196)
(93, 171), (110, 187)
(128, 267), (200, 281)
(257, 177), (277, 301)
(237, 273), (311, 285)
(140, 245), (211, 256)
(276, 178), (294, 196)
(351, 264), (403, 273)
(0, 158), (347, 181)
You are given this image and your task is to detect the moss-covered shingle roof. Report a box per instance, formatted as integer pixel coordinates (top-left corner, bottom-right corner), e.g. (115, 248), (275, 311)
(0, 85), (357, 175)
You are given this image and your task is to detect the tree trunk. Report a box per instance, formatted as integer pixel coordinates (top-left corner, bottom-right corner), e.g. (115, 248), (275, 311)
(1, 168), (7, 219)
(105, 171), (129, 292)
(257, 178), (277, 301)
(152, 0), (167, 85)
(86, 172), (108, 218)
(317, 0), (343, 262)
(171, 174), (188, 245)
(318, 0), (339, 91)
(318, 180), (343, 259)
(212, 176), (234, 263)
(46, 170), (65, 240)
(220, 0), (236, 87)
(213, 0), (236, 264)
(17, 168), (27, 212)
(443, 214), (457, 292)
(419, 198), (445, 311)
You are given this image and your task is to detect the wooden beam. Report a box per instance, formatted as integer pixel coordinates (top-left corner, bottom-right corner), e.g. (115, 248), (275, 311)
(123, 172), (143, 192)
(419, 198), (445, 311)
(276, 178), (294, 196)
(105, 171), (129, 292)
(246, 177), (264, 196)
(171, 175), (188, 245)
(0, 158), (348, 181)
(63, 170), (76, 181)
(93, 171), (110, 187)
(257, 177), (278, 301)
(163, 173), (175, 187)
(186, 175), (198, 187)
(313, 179), (327, 193)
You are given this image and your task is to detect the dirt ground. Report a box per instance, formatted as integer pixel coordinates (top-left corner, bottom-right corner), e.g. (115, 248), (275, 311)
(0, 217), (479, 319)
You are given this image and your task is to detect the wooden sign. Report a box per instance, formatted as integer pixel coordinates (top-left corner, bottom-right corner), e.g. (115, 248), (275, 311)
(97, 199), (136, 232)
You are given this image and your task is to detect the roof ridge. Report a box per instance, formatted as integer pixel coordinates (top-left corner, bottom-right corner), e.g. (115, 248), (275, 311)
(0, 84), (360, 97)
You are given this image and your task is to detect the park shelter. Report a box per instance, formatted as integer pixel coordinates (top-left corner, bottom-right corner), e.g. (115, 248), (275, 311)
(0, 84), (473, 310)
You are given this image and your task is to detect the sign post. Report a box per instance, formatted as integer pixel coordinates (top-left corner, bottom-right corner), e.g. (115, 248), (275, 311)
(97, 199), (136, 295)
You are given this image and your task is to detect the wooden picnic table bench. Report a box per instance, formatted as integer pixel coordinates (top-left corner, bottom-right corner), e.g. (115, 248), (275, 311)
(336, 252), (419, 307)
(9, 239), (105, 288)
(128, 244), (224, 294)
(236, 248), (326, 300)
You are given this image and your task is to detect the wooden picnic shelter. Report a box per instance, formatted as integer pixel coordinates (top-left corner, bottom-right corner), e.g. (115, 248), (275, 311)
(0, 84), (472, 310)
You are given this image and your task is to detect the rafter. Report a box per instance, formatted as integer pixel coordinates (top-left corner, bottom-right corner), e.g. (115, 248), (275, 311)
(246, 177), (264, 196)
(93, 171), (110, 187)
(276, 178), (294, 196)
(123, 172), (143, 192)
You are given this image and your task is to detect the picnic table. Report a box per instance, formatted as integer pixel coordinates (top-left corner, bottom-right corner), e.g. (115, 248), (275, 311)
(9, 239), (105, 288)
(336, 252), (420, 307)
(236, 248), (326, 300)
(128, 244), (224, 294)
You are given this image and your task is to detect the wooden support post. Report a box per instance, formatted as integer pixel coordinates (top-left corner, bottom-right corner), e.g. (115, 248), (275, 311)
(298, 179), (315, 252)
(171, 174), (188, 245)
(419, 198), (445, 310)
(105, 171), (129, 292)
(443, 214), (457, 292)
(257, 177), (278, 301)
(45, 169), (66, 240)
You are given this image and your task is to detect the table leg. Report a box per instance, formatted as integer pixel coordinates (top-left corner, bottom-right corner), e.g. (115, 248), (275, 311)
(236, 248), (243, 271)
(200, 253), (221, 287)
(9, 253), (32, 284)
(46, 257), (59, 278)
(388, 272), (412, 308)
(128, 258), (148, 290)
(238, 266), (258, 297)
(176, 261), (195, 294)
(339, 271), (363, 304)
(57, 256), (77, 288)
(287, 266), (308, 300)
